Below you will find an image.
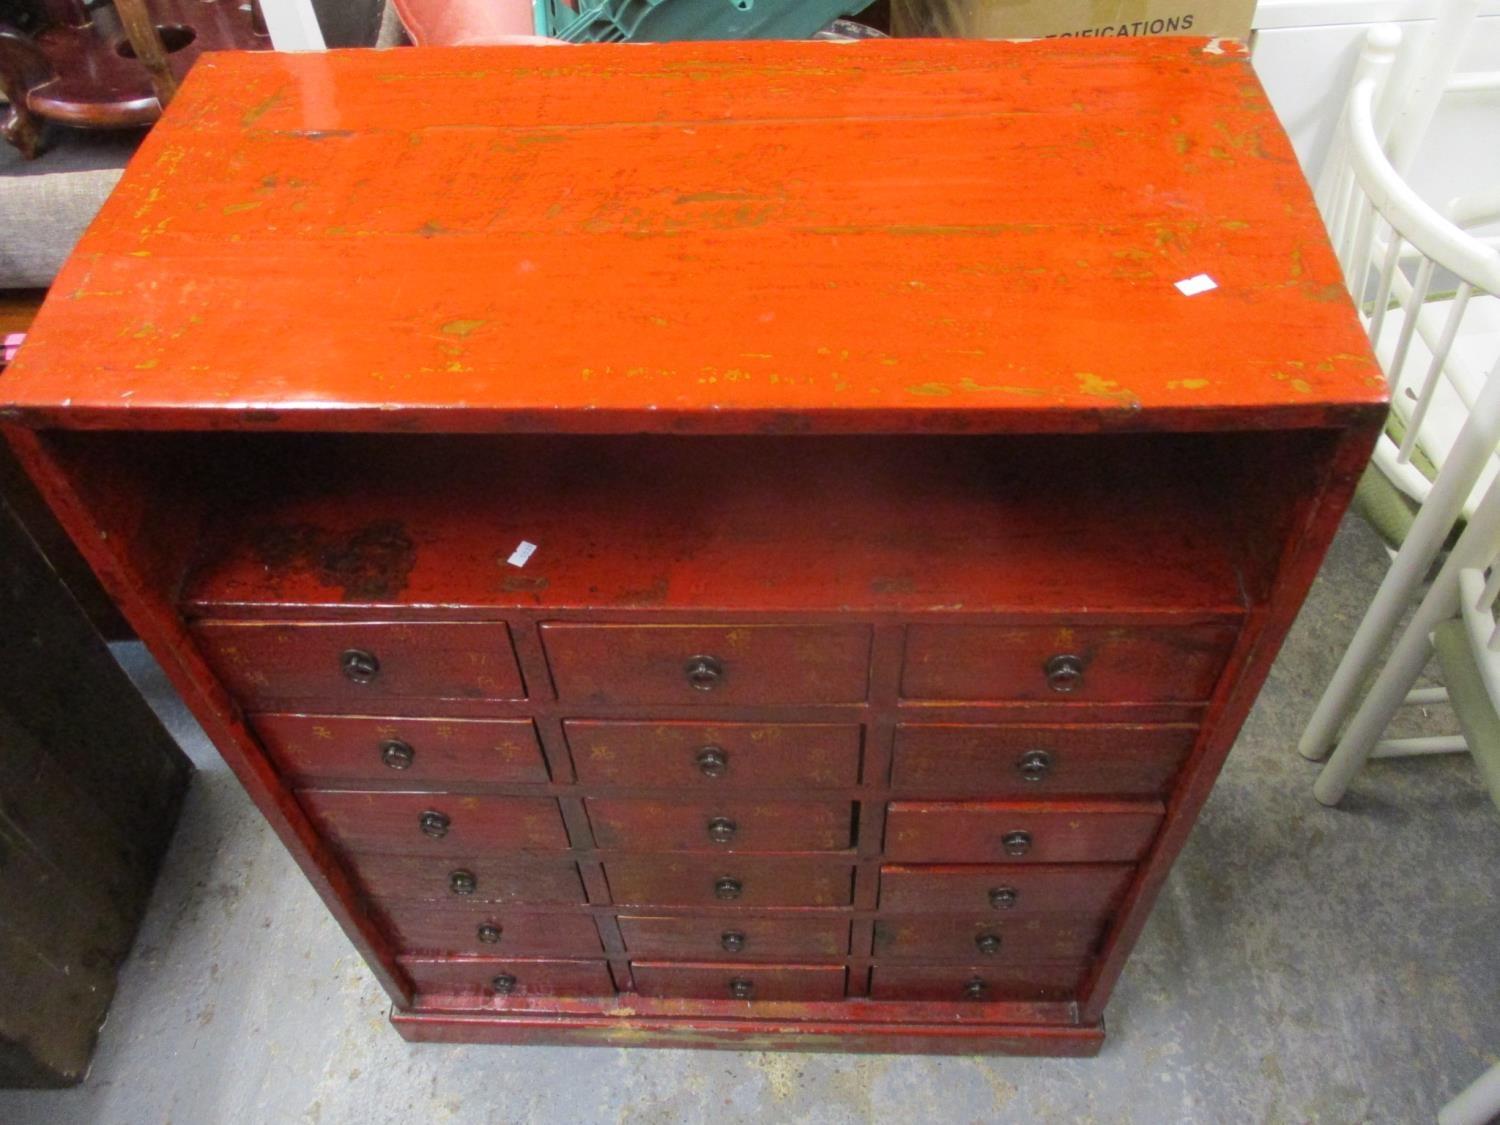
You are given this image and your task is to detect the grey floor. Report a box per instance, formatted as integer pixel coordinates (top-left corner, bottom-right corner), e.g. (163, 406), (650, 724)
(1, 513), (1497, 1124)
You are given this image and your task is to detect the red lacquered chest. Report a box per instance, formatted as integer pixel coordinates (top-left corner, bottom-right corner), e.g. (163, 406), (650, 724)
(0, 37), (1384, 1055)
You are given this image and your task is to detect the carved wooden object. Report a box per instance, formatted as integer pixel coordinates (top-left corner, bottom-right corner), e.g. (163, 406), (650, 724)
(0, 0), (266, 156)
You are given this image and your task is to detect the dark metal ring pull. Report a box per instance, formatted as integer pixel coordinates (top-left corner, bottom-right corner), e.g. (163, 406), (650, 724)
(1001, 830), (1033, 857)
(419, 810), (451, 839)
(696, 745), (729, 778)
(720, 930), (747, 953)
(1017, 749), (1052, 782)
(975, 932), (1003, 955)
(706, 816), (737, 844)
(728, 977), (754, 1000)
(380, 738), (415, 770)
(988, 886), (1019, 910)
(491, 973), (517, 995)
(477, 923), (502, 945)
(963, 977), (989, 1001)
(448, 868), (477, 896)
(340, 648), (380, 684)
(714, 876), (743, 901)
(685, 654), (725, 691)
(1044, 653), (1084, 693)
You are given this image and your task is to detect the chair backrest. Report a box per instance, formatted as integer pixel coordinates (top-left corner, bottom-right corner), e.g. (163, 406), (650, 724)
(1460, 558), (1500, 696)
(1383, 0), (1483, 175)
(1451, 486), (1500, 810)
(1316, 17), (1500, 518)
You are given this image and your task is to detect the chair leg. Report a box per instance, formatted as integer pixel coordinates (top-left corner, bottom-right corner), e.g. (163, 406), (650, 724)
(1439, 1059), (1500, 1125)
(1299, 371), (1500, 761)
(114, 0), (178, 107)
(1314, 471), (1500, 804)
(1313, 612), (1441, 805)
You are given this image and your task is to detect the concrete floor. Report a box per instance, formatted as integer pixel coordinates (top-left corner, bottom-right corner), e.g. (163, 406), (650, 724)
(1, 513), (1497, 1124)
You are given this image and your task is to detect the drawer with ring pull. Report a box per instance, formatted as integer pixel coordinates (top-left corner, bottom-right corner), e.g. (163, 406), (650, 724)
(298, 791), (569, 855)
(630, 962), (847, 1002)
(585, 798), (855, 853)
(349, 853), (586, 905)
(540, 624), (871, 705)
(380, 904), (604, 957)
(871, 915), (1105, 962)
(401, 956), (615, 999)
(193, 620), (525, 709)
(254, 715), (548, 787)
(883, 800), (1163, 864)
(891, 723), (1196, 798)
(877, 863), (1135, 916)
(870, 963), (1086, 1003)
(899, 623), (1238, 703)
(565, 721), (861, 789)
(617, 915), (851, 960)
(603, 856), (855, 907)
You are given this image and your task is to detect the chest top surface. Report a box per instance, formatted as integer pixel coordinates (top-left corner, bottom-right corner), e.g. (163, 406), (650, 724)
(1, 37), (1383, 434)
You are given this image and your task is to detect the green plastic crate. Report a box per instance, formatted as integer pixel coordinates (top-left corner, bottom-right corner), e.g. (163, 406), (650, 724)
(534, 0), (864, 42)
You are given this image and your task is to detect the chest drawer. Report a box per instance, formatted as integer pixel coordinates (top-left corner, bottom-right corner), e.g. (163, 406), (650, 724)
(253, 715), (547, 787)
(884, 801), (1163, 864)
(605, 856), (855, 908)
(618, 915), (850, 960)
(541, 624), (871, 705)
(631, 962), (847, 1002)
(194, 621), (524, 709)
(878, 863), (1135, 917)
(380, 905), (603, 957)
(900, 623), (1238, 703)
(871, 916), (1104, 962)
(299, 791), (568, 856)
(401, 956), (614, 998)
(891, 723), (1196, 798)
(351, 853), (586, 905)
(870, 963), (1085, 1004)
(566, 721), (861, 789)
(586, 799), (854, 853)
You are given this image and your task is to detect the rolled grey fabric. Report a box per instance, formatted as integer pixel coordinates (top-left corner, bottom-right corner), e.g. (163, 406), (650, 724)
(0, 128), (136, 289)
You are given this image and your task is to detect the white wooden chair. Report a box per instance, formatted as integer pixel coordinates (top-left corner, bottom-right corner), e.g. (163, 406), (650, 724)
(1312, 428), (1500, 1123)
(1299, 19), (1500, 1118)
(1443, 1060), (1500, 1125)
(1315, 5), (1500, 531)
(1298, 13), (1500, 778)
(258, 0), (327, 49)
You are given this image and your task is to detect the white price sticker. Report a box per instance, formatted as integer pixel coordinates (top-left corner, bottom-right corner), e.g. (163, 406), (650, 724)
(1174, 274), (1218, 296)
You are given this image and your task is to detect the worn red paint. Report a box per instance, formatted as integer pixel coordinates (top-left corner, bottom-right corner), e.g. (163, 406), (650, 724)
(871, 914), (1104, 962)
(877, 863), (1135, 916)
(380, 906), (605, 957)
(1, 39), (1381, 434)
(584, 797), (856, 853)
(616, 915), (851, 960)
(890, 723), (1199, 798)
(353, 852), (587, 904)
(251, 714), (550, 788)
(883, 800), (1166, 864)
(565, 721), (862, 789)
(297, 790), (570, 854)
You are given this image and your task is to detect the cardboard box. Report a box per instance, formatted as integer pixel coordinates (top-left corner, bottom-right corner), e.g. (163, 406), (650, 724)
(891, 0), (1256, 41)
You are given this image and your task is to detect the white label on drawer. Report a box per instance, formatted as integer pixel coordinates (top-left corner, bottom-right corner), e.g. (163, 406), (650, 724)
(507, 540), (538, 568)
(1174, 273), (1218, 296)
